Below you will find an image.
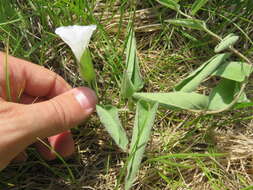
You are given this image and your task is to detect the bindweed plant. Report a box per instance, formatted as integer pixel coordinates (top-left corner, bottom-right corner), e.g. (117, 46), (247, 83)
(55, 0), (253, 188)
(133, 0), (253, 115)
(55, 24), (158, 189)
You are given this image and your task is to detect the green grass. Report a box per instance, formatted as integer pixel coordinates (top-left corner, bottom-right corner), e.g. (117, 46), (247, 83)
(1, 0), (253, 189)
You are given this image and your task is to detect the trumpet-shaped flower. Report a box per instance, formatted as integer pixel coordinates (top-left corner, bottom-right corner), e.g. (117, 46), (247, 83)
(55, 25), (97, 87)
(55, 25), (97, 62)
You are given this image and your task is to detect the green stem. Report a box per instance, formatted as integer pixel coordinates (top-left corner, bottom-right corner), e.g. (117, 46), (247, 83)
(88, 79), (99, 97)
(179, 11), (253, 65)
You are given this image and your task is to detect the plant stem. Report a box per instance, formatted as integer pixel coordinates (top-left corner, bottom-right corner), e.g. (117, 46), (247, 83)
(178, 10), (192, 19)
(203, 27), (222, 41)
(179, 11), (253, 65)
(88, 79), (99, 97)
(180, 81), (247, 114)
(204, 27), (253, 65)
(230, 47), (252, 65)
(204, 82), (247, 114)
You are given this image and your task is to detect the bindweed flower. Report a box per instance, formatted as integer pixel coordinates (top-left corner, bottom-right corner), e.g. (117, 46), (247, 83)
(55, 25), (96, 62)
(55, 25), (97, 89)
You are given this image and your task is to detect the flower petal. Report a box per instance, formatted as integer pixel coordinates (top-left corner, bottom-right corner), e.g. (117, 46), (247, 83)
(55, 25), (96, 62)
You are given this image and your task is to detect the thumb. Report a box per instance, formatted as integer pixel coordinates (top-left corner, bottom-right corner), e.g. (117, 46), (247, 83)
(23, 87), (97, 140)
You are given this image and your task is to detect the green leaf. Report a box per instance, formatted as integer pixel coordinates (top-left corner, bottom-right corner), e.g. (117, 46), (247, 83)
(156, 0), (180, 11)
(181, 31), (199, 42)
(166, 18), (206, 30)
(125, 100), (158, 190)
(121, 74), (136, 98)
(175, 53), (230, 92)
(126, 29), (143, 90)
(214, 33), (239, 53)
(212, 61), (252, 82)
(207, 79), (237, 110)
(79, 49), (96, 84)
(121, 27), (144, 99)
(234, 102), (253, 109)
(96, 105), (129, 151)
(237, 93), (250, 105)
(211, 81), (250, 111)
(175, 55), (217, 91)
(191, 0), (208, 15)
(133, 92), (209, 111)
(235, 82), (250, 103)
(238, 92), (250, 103)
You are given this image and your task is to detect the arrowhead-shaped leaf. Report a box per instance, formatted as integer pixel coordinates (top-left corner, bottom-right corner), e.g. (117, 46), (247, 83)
(214, 33), (239, 53)
(175, 55), (217, 92)
(207, 79), (237, 111)
(212, 61), (252, 82)
(175, 53), (230, 92)
(133, 92), (209, 111)
(121, 27), (144, 99)
(96, 105), (129, 151)
(125, 100), (158, 190)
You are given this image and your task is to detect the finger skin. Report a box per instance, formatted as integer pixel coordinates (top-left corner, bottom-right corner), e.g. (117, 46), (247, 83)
(23, 87), (97, 140)
(12, 151), (28, 163)
(0, 51), (70, 101)
(0, 87), (97, 170)
(48, 132), (75, 158)
(13, 95), (76, 161)
(35, 131), (75, 160)
(0, 102), (32, 170)
(0, 52), (97, 170)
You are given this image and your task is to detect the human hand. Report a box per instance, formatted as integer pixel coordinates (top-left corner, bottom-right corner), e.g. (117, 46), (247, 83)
(0, 51), (97, 170)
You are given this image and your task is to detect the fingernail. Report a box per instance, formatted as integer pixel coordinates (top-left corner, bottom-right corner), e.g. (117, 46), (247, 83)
(73, 87), (97, 114)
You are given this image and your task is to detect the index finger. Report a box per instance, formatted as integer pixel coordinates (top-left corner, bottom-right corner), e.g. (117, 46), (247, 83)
(0, 51), (71, 101)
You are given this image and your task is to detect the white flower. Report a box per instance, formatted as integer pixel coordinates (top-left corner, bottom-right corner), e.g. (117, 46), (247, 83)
(55, 25), (97, 62)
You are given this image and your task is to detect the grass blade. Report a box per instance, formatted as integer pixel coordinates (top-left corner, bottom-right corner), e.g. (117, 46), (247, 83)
(234, 102), (253, 109)
(241, 185), (253, 190)
(133, 92), (209, 111)
(96, 105), (129, 151)
(214, 33), (239, 53)
(148, 153), (225, 162)
(125, 100), (158, 190)
(37, 138), (76, 183)
(191, 0), (208, 15)
(4, 43), (12, 102)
